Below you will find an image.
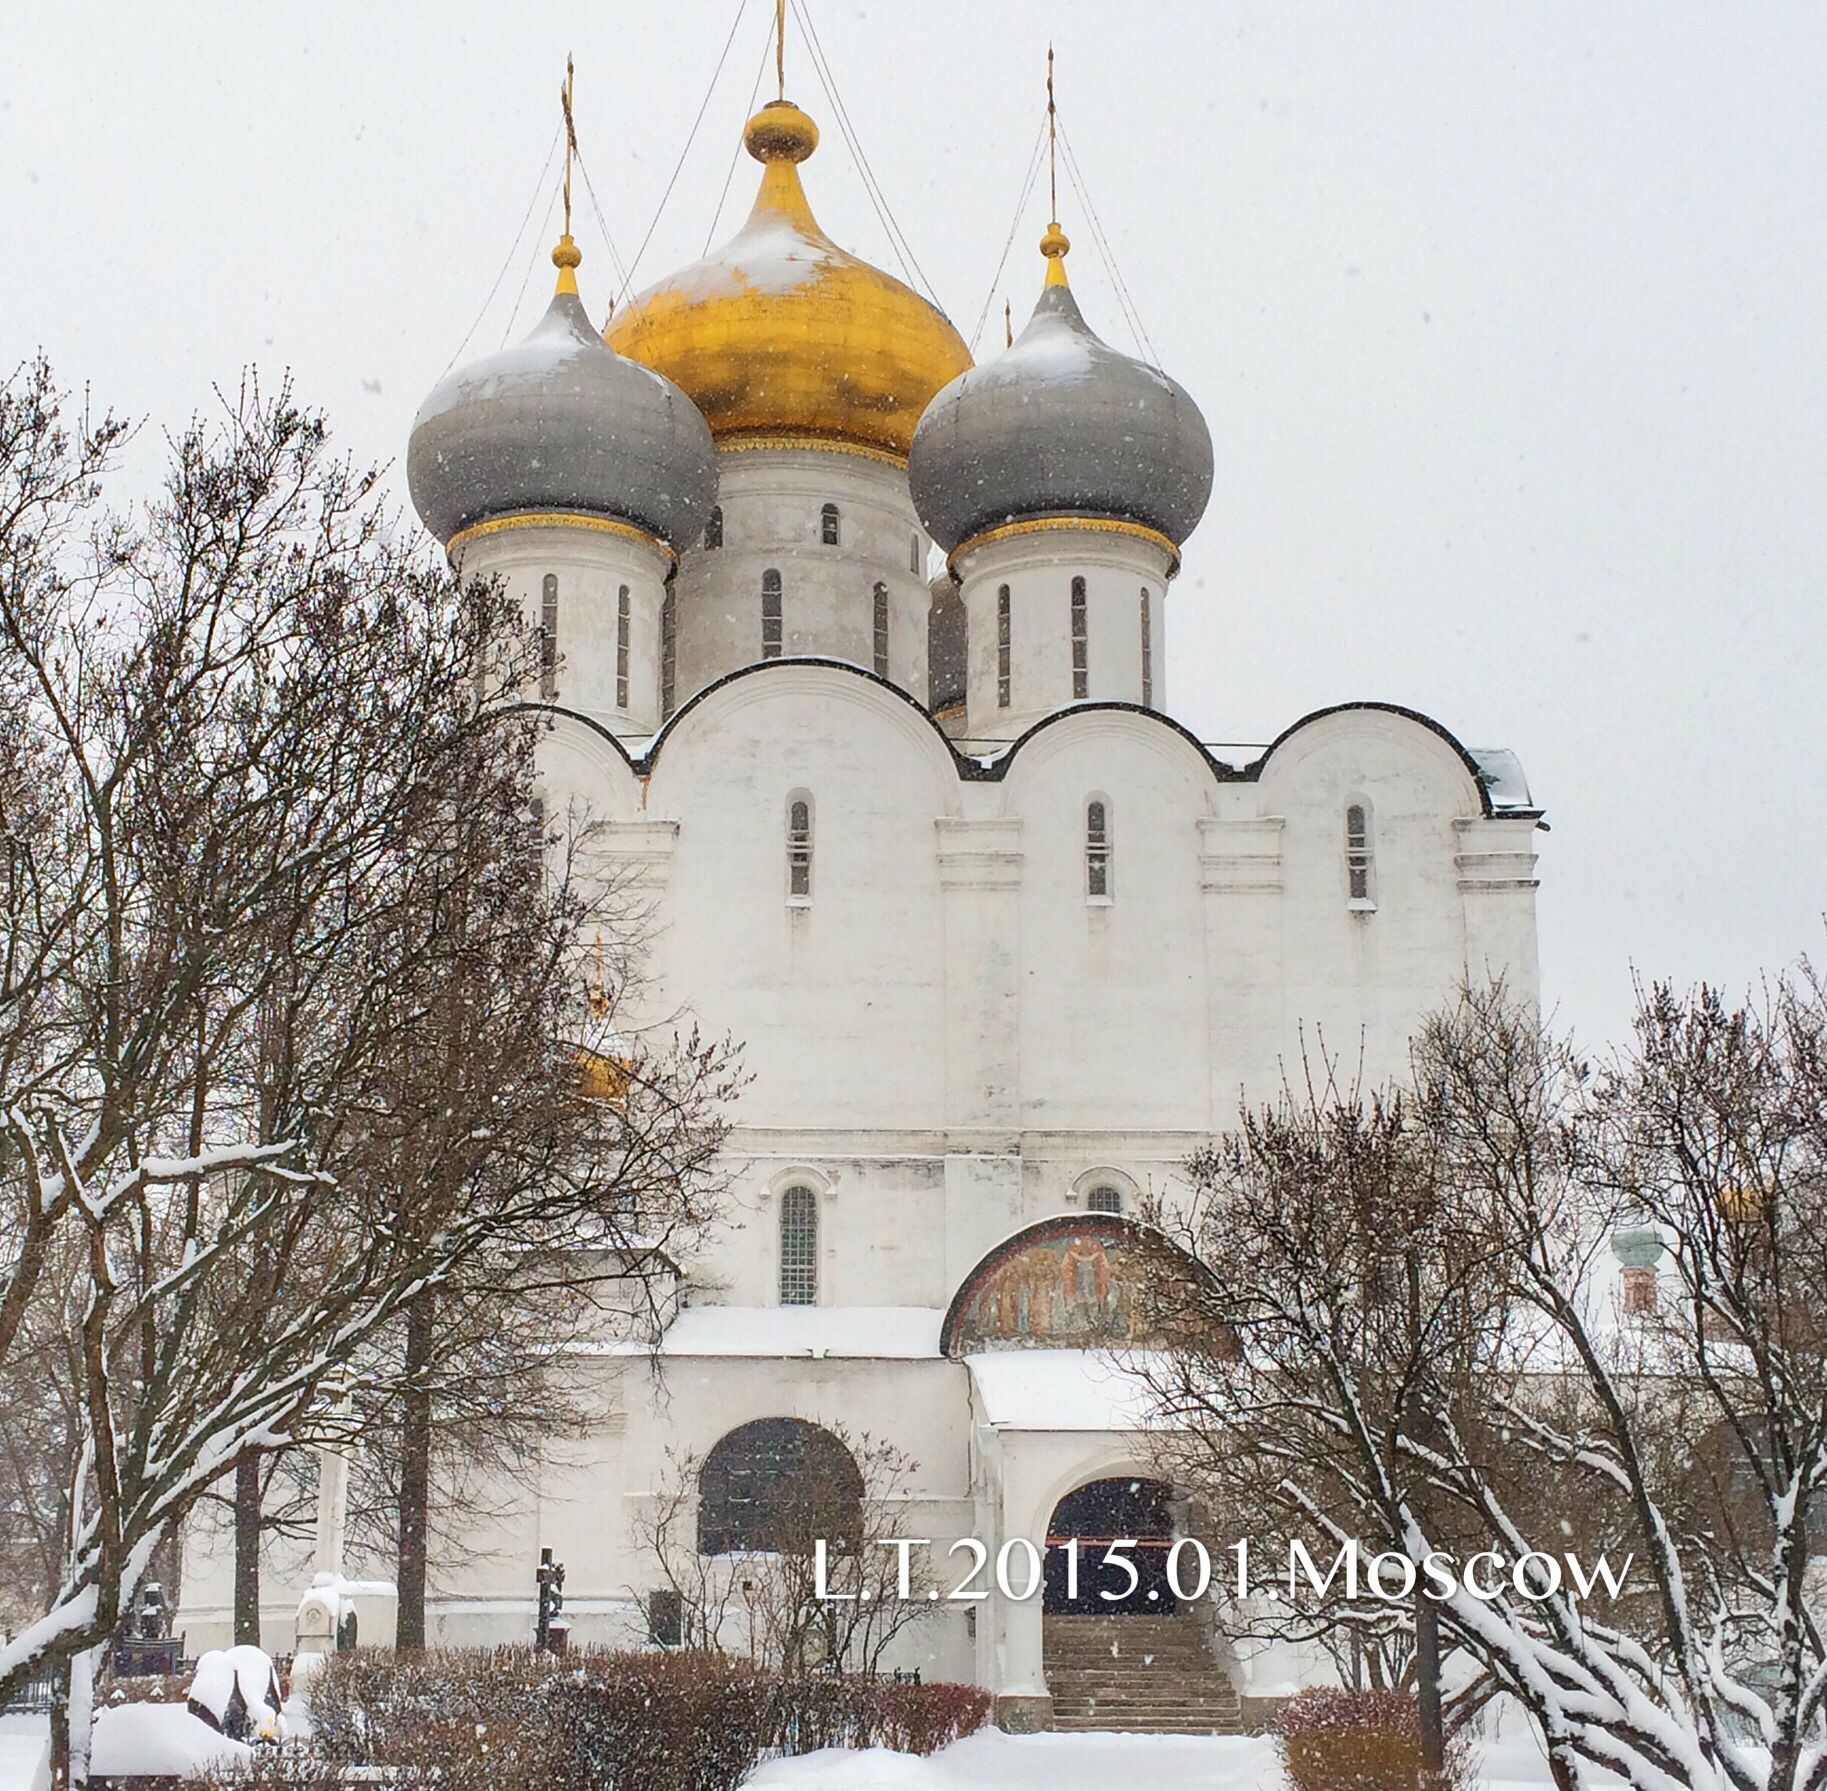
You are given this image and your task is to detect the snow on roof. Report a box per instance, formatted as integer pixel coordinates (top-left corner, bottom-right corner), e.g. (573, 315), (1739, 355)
(966, 1349), (1173, 1432)
(1467, 746), (1535, 812)
(657, 1305), (946, 1360)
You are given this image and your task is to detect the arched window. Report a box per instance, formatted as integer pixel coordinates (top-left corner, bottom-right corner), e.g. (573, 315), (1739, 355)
(786, 794), (813, 903)
(762, 569), (783, 659)
(1070, 576), (1089, 699)
(996, 584), (1012, 709)
(1139, 588), (1153, 709)
(872, 582), (890, 679)
(910, 533), (922, 574)
(704, 505), (723, 550)
(698, 1418), (860, 1555)
(1086, 1185), (1123, 1215)
(539, 573), (559, 700)
(779, 1185), (819, 1304)
(660, 589), (678, 718)
(1086, 797), (1112, 900)
(1346, 802), (1375, 907)
(615, 584), (631, 709)
(821, 502), (841, 547)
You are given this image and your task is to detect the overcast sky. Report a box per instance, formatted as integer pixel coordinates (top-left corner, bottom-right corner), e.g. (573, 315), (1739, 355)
(5, 1), (1824, 1051)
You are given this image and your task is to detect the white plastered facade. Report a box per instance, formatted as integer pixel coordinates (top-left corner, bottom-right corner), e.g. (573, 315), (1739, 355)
(180, 437), (1542, 1723)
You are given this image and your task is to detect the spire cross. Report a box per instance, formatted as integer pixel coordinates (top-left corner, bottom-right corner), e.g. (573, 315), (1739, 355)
(561, 54), (578, 239)
(1046, 44), (1058, 224)
(1005, 299), (1013, 349)
(776, 0), (787, 100)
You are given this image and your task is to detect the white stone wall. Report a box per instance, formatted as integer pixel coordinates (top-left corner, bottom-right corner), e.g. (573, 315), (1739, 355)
(454, 521), (675, 741)
(954, 525), (1178, 742)
(537, 666), (1541, 1310)
(669, 448), (933, 704)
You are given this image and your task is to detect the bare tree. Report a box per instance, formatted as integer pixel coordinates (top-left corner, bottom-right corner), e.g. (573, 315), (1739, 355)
(1144, 977), (1827, 1791)
(0, 358), (737, 1783)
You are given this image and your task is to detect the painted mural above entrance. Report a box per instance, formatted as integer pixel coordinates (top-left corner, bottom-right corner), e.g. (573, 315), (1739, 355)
(941, 1214), (1182, 1355)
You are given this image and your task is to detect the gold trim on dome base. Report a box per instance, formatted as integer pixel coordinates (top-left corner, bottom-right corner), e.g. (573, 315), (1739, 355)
(948, 515), (1180, 578)
(716, 431), (909, 469)
(446, 511), (678, 569)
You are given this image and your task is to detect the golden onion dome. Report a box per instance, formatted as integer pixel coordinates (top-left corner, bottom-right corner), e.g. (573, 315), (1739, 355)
(606, 100), (972, 463)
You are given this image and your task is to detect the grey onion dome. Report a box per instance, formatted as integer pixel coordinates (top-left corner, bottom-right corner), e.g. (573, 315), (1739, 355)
(908, 280), (1213, 554)
(408, 288), (717, 550)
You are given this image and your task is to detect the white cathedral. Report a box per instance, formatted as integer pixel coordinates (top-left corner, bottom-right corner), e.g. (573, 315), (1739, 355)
(182, 70), (1543, 1731)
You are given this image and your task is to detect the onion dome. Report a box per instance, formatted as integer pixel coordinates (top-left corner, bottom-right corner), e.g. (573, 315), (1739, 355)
(605, 100), (972, 463)
(908, 224), (1213, 556)
(408, 235), (716, 552)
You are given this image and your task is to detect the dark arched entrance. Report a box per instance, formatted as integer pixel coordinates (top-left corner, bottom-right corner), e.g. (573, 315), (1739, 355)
(1043, 1477), (1178, 1614)
(697, 1418), (861, 1556)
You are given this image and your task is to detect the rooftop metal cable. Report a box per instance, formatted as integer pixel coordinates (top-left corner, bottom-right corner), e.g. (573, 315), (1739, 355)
(615, 0), (753, 309)
(970, 111), (1049, 353)
(437, 120), (563, 378)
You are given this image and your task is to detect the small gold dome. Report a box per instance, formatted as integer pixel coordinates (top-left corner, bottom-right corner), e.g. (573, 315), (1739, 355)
(606, 99), (971, 462)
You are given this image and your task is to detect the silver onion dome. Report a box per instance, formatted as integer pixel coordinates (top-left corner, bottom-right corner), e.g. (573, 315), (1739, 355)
(408, 285), (716, 551)
(909, 262), (1213, 555)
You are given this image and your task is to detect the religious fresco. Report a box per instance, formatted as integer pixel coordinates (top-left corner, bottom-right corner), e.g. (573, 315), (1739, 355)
(946, 1221), (1167, 1352)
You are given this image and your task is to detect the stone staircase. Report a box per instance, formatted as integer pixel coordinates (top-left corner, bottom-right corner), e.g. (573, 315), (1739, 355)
(1043, 1613), (1243, 1734)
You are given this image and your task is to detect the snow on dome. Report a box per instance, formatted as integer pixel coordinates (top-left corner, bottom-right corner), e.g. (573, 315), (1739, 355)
(408, 286), (715, 551)
(909, 272), (1213, 556)
(607, 100), (971, 461)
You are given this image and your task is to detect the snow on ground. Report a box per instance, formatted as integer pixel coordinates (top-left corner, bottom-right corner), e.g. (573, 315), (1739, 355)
(0, 1715), (47, 1791)
(89, 1701), (251, 1777)
(745, 1730), (1620, 1791)
(0, 1710), (1621, 1791)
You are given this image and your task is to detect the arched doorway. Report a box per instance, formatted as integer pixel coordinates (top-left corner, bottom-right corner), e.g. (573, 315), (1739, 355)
(697, 1418), (861, 1556)
(1043, 1476), (1178, 1615)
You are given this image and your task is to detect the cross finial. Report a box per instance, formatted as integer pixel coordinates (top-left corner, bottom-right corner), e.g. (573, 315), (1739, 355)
(776, 0), (787, 100)
(552, 55), (583, 295)
(1046, 44), (1058, 224)
(561, 54), (578, 238)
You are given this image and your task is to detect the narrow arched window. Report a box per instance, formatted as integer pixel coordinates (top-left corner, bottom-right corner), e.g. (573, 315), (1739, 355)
(1346, 802), (1375, 907)
(762, 569), (783, 659)
(1086, 797), (1112, 900)
(787, 794), (813, 903)
(1139, 588), (1153, 709)
(705, 505), (723, 550)
(872, 582), (890, 679)
(660, 589), (677, 719)
(996, 584), (1012, 709)
(1086, 1185), (1122, 1215)
(910, 533), (922, 574)
(539, 573), (559, 700)
(821, 503), (841, 547)
(779, 1186), (819, 1305)
(1071, 576), (1089, 699)
(615, 584), (631, 709)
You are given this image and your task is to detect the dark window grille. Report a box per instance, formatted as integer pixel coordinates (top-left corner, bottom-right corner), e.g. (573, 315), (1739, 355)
(787, 797), (812, 901)
(1346, 804), (1374, 904)
(1071, 576), (1088, 699)
(997, 585), (1012, 708)
(872, 582), (890, 679)
(660, 590), (677, 718)
(821, 503), (840, 546)
(540, 573), (559, 700)
(779, 1184), (818, 1303)
(762, 570), (783, 659)
(1140, 588), (1153, 709)
(616, 584), (630, 709)
(1086, 798), (1111, 899)
(705, 506), (723, 549)
(697, 1418), (861, 1555)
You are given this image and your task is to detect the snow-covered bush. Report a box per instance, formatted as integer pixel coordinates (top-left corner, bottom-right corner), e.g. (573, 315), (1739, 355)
(272, 1647), (989, 1790)
(1275, 1688), (1476, 1791)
